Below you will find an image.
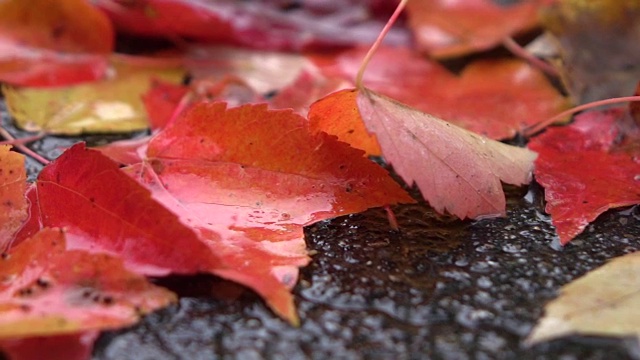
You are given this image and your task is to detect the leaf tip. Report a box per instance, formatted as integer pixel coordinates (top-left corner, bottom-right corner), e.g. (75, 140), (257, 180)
(524, 316), (573, 347)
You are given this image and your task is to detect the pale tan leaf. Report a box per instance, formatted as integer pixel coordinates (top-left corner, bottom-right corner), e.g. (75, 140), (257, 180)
(526, 251), (640, 345)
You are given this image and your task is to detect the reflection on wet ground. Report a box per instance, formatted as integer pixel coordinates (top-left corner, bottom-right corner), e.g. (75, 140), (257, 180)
(94, 189), (639, 359)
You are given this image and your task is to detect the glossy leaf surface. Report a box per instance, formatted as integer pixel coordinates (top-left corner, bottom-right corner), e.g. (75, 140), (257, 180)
(528, 108), (640, 244)
(14, 143), (221, 277)
(357, 88), (537, 219)
(118, 102), (414, 322)
(0, 228), (176, 338)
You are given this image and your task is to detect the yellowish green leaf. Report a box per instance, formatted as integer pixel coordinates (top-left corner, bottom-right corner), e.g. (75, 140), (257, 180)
(526, 251), (640, 345)
(3, 63), (184, 135)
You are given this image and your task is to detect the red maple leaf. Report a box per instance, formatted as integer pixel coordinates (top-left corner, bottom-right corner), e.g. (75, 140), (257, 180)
(13, 143), (223, 277)
(93, 101), (415, 322)
(528, 108), (640, 244)
(0, 228), (176, 338)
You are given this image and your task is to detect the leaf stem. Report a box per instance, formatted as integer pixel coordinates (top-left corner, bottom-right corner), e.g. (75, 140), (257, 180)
(0, 127), (49, 165)
(384, 205), (399, 231)
(524, 95), (640, 137)
(355, 0), (409, 89)
(502, 37), (559, 77)
(0, 132), (45, 146)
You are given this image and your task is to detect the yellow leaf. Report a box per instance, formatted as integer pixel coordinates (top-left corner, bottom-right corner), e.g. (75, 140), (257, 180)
(3, 62), (185, 135)
(526, 251), (640, 345)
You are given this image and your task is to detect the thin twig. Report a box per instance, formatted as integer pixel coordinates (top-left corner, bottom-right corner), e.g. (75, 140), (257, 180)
(384, 205), (399, 231)
(355, 0), (409, 89)
(524, 95), (640, 137)
(0, 132), (45, 146)
(502, 37), (560, 77)
(0, 127), (50, 165)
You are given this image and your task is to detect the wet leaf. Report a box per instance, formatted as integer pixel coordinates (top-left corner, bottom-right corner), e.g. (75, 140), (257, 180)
(526, 251), (640, 345)
(308, 89), (381, 156)
(309, 46), (568, 140)
(95, 0), (409, 52)
(0, 228), (176, 338)
(13, 143), (222, 277)
(0, 0), (112, 86)
(527, 108), (640, 244)
(105, 101), (414, 322)
(3, 64), (185, 135)
(406, 0), (540, 58)
(357, 88), (537, 219)
(0, 145), (27, 249)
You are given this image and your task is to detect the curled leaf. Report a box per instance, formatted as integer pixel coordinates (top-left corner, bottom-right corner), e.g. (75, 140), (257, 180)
(356, 88), (537, 219)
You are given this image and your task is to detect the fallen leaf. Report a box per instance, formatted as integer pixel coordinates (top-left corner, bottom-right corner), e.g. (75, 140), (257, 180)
(0, 228), (176, 338)
(542, 0), (640, 103)
(94, 136), (150, 166)
(269, 69), (350, 114)
(3, 63), (185, 135)
(526, 251), (640, 345)
(0, 332), (99, 360)
(142, 77), (261, 131)
(0, 145), (27, 249)
(142, 80), (189, 130)
(185, 46), (307, 95)
(0, 0), (112, 86)
(308, 89), (381, 156)
(406, 0), (540, 58)
(95, 0), (409, 52)
(357, 88), (537, 219)
(309, 46), (569, 140)
(13, 143), (222, 277)
(527, 107), (640, 244)
(113, 101), (414, 322)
